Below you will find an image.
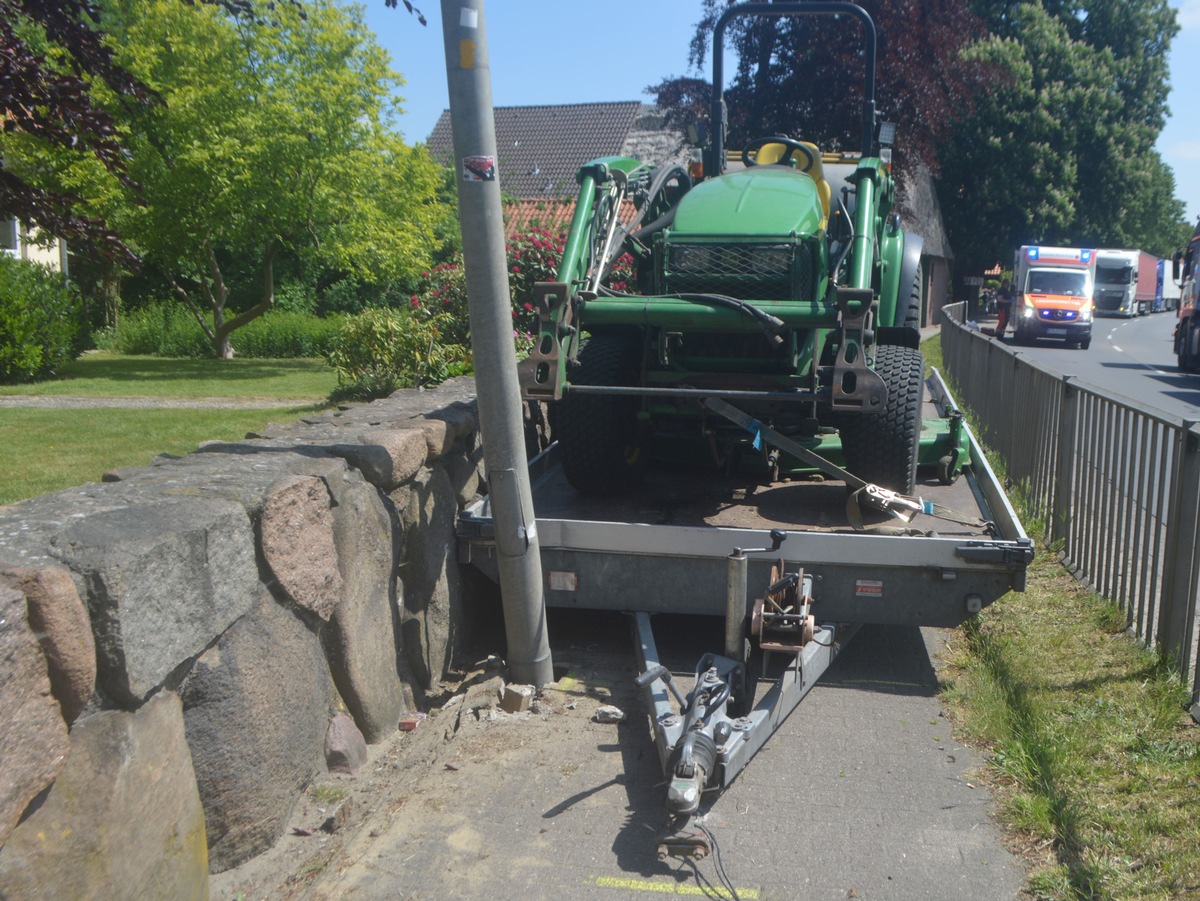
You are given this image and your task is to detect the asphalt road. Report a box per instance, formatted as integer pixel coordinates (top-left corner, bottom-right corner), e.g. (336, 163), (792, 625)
(1003, 310), (1200, 419)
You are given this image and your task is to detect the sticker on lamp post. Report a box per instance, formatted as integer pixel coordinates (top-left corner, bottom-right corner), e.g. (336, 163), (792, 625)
(463, 155), (496, 182)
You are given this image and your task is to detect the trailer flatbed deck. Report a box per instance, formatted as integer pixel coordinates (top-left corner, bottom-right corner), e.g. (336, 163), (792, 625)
(459, 370), (1031, 629)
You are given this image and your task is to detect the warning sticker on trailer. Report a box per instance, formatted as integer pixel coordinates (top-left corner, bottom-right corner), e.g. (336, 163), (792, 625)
(548, 571), (578, 592)
(855, 579), (884, 598)
(462, 155), (496, 182)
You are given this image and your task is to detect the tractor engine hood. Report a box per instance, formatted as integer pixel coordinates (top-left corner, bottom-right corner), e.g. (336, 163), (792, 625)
(671, 168), (824, 238)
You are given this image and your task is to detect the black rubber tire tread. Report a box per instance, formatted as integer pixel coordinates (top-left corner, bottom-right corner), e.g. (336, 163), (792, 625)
(558, 335), (648, 494)
(892, 270), (922, 329)
(838, 345), (923, 494)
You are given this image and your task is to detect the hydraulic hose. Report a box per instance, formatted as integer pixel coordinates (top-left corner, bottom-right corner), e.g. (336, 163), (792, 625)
(597, 285), (786, 347)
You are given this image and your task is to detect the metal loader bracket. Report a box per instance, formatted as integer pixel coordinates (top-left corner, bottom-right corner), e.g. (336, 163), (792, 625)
(830, 286), (888, 412)
(522, 281), (575, 401)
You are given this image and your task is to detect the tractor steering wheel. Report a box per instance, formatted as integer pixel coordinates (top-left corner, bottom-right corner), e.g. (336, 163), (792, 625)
(742, 135), (816, 170)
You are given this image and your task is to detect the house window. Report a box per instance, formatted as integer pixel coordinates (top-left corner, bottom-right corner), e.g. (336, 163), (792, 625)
(0, 218), (18, 256)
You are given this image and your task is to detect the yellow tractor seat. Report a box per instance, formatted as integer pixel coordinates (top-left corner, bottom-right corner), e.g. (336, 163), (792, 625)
(755, 140), (831, 227)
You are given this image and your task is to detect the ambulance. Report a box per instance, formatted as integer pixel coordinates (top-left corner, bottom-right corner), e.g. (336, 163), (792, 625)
(1012, 245), (1096, 349)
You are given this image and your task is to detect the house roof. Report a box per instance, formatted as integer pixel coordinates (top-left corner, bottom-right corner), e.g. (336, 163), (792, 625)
(426, 102), (690, 199)
(427, 102), (950, 264)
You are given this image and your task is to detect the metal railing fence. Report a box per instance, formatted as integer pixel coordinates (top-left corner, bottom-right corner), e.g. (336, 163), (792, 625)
(940, 302), (1200, 717)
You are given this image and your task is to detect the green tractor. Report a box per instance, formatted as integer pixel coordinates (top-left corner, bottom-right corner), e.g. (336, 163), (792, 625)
(523, 1), (926, 495)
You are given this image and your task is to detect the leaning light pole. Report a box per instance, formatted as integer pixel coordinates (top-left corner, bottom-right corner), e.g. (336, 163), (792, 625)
(439, 0), (553, 686)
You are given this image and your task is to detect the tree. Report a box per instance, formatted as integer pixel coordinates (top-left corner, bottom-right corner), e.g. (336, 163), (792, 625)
(649, 0), (988, 179)
(0, 0), (428, 269)
(0, 0), (153, 265)
(938, 0), (1184, 276)
(85, 0), (447, 358)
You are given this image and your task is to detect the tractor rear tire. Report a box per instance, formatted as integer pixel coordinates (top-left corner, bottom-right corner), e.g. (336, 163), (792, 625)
(558, 335), (649, 494)
(893, 271), (922, 329)
(839, 345), (923, 494)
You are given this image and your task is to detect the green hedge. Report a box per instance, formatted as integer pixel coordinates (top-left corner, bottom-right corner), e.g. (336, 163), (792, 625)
(325, 307), (469, 400)
(0, 256), (82, 384)
(100, 304), (346, 359)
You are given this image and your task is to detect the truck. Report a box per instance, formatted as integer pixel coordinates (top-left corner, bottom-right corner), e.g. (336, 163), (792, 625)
(1160, 259), (1180, 312)
(1012, 245), (1096, 348)
(485, 0), (1035, 861)
(1172, 219), (1200, 370)
(1094, 248), (1158, 317)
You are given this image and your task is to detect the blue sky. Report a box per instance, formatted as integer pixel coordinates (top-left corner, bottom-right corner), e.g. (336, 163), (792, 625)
(365, 1), (1200, 226)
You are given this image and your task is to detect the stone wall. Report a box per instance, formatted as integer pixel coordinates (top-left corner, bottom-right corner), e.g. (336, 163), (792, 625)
(0, 378), (496, 896)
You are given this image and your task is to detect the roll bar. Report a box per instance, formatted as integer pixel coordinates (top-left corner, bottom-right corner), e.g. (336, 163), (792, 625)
(706, 2), (878, 176)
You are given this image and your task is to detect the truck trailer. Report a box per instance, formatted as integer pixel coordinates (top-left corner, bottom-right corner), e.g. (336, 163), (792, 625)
(1173, 220), (1200, 370)
(1094, 248), (1158, 317)
(1012, 245), (1096, 348)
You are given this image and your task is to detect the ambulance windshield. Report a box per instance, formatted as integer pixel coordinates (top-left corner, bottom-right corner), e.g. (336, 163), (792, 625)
(1027, 270), (1089, 296)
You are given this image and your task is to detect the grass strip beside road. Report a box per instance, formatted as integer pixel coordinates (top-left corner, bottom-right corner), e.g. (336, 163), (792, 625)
(0, 405), (321, 505)
(925, 333), (1200, 901)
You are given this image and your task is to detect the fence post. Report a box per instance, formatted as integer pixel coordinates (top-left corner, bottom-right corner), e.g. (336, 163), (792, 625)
(1158, 421), (1200, 680)
(1050, 376), (1078, 551)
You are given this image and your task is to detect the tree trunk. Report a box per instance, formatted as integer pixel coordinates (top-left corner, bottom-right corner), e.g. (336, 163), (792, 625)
(211, 241), (280, 360)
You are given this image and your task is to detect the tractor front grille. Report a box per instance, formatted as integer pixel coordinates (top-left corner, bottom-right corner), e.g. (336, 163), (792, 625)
(664, 242), (809, 301)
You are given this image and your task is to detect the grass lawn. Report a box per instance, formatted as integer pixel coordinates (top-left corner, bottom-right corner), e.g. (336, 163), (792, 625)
(0, 351), (338, 399)
(0, 406), (322, 504)
(0, 353), (337, 504)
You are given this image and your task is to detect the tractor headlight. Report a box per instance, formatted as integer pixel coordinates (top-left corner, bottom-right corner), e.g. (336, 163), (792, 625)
(751, 246), (793, 275)
(669, 245), (710, 272)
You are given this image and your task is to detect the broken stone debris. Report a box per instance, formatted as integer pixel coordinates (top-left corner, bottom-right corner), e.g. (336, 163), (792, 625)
(593, 705), (627, 724)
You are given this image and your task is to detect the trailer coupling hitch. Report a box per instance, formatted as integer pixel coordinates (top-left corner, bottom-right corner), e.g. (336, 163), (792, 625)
(635, 651), (749, 860)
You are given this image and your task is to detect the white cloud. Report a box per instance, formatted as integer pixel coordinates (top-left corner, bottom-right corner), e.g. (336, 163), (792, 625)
(1177, 0), (1200, 30)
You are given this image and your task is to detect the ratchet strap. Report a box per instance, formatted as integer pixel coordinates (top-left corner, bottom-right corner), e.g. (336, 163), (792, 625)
(702, 397), (991, 533)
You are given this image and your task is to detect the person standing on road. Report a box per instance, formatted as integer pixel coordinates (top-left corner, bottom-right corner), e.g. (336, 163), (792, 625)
(987, 279), (1013, 339)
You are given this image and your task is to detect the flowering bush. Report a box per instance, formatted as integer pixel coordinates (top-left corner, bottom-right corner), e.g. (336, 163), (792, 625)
(403, 227), (639, 366)
(407, 225), (566, 358)
(506, 226), (565, 344)
(410, 260), (470, 347)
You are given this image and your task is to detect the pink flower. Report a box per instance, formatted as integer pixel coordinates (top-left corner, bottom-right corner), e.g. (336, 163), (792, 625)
(523, 302), (533, 312)
(411, 297), (420, 308)
(512, 265), (521, 274)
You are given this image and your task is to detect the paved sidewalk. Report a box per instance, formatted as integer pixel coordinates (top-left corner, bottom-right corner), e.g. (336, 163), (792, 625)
(292, 616), (1027, 901)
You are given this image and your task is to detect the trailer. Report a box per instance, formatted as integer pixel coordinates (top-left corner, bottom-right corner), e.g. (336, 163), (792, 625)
(1095, 248), (1159, 317)
(457, 370), (1032, 858)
